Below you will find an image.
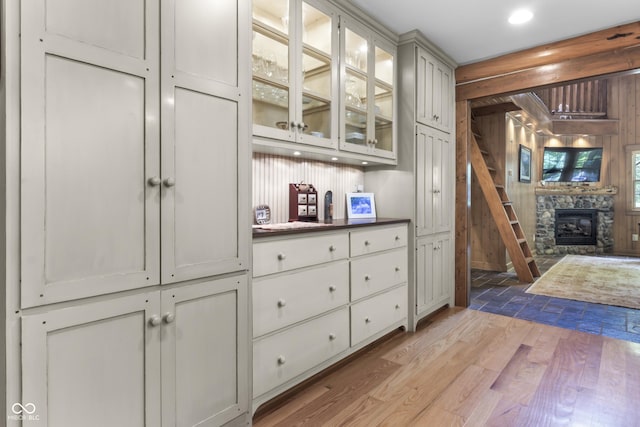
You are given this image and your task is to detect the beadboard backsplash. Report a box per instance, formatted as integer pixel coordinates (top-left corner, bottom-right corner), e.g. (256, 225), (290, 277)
(252, 153), (364, 224)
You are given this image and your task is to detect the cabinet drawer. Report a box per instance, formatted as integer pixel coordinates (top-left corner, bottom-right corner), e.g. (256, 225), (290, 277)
(253, 308), (349, 398)
(350, 225), (407, 257)
(350, 285), (407, 347)
(253, 261), (349, 337)
(253, 233), (349, 277)
(350, 249), (408, 301)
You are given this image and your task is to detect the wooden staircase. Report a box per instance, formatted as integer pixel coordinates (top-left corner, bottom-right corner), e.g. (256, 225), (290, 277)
(470, 119), (540, 283)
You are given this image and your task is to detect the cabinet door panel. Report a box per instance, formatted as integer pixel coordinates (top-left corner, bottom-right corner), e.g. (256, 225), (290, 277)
(161, 276), (248, 427)
(21, 293), (161, 427)
(162, 0), (249, 283)
(416, 235), (452, 316)
(21, 0), (160, 307)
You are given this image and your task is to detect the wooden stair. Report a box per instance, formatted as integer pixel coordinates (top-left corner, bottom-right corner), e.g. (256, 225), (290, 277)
(470, 120), (540, 283)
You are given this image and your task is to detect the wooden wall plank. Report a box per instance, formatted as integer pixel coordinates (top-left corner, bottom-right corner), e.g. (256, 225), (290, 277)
(455, 101), (470, 307)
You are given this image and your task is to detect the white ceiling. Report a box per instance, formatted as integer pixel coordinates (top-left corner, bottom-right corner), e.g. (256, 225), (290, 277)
(349, 0), (640, 65)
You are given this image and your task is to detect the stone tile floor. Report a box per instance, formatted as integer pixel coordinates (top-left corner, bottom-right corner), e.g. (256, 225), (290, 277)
(470, 255), (640, 343)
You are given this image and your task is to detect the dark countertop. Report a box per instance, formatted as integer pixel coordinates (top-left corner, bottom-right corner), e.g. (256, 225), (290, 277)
(252, 217), (410, 238)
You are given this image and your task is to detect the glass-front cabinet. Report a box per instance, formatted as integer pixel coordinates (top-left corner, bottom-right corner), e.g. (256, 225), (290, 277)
(340, 17), (396, 160)
(252, 0), (338, 149)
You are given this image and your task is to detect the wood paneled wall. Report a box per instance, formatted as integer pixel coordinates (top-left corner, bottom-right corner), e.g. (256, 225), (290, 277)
(252, 153), (364, 224)
(608, 74), (640, 255)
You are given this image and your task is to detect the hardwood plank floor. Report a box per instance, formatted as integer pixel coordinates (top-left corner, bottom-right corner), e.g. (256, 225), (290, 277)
(252, 308), (640, 426)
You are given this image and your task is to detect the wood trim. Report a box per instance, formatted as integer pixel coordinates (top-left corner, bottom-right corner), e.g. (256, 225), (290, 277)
(457, 44), (640, 101)
(454, 100), (470, 307)
(456, 22), (640, 84)
(551, 119), (619, 135)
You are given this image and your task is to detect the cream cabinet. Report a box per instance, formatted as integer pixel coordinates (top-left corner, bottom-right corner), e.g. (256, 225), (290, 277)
(20, 0), (249, 307)
(339, 16), (397, 161)
(252, 0), (339, 149)
(416, 46), (454, 133)
(252, 222), (408, 413)
(15, 0), (251, 425)
(416, 234), (453, 318)
(363, 33), (456, 330)
(22, 275), (248, 427)
(416, 124), (453, 236)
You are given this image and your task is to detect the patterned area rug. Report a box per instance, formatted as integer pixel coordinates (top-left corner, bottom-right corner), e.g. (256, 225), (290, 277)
(526, 255), (640, 309)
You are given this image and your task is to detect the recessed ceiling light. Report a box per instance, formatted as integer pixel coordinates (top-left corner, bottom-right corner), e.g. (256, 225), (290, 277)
(331, 157), (339, 161)
(508, 9), (533, 25)
(361, 161), (368, 165)
(293, 151), (301, 156)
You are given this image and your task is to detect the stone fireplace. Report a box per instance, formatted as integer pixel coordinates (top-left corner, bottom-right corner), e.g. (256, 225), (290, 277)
(535, 189), (615, 255)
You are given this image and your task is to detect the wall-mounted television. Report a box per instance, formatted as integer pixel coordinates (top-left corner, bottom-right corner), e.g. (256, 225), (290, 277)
(542, 147), (603, 182)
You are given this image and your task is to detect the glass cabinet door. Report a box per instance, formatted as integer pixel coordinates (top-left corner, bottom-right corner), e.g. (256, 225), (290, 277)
(373, 45), (394, 155)
(343, 27), (369, 150)
(340, 18), (396, 160)
(252, 0), (337, 148)
(252, 0), (293, 140)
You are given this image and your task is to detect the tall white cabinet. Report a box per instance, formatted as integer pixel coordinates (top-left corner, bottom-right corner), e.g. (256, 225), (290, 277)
(365, 31), (456, 329)
(5, 1), (251, 425)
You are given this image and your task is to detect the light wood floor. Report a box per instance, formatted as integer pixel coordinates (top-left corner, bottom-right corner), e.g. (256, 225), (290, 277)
(252, 308), (640, 426)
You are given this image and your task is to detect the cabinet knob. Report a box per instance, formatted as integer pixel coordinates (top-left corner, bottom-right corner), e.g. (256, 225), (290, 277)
(329, 285), (337, 292)
(290, 121), (296, 130)
(277, 355), (286, 365)
(277, 253), (286, 261)
(395, 235), (400, 241)
(163, 177), (176, 187)
(433, 246), (438, 251)
(329, 333), (336, 341)
(277, 299), (287, 308)
(365, 317), (371, 324)
(364, 240), (370, 246)
(329, 245), (336, 252)
(364, 275), (371, 281)
(147, 176), (161, 187)
(395, 266), (400, 272)
(395, 304), (400, 310)
(373, 139), (378, 145)
(148, 315), (161, 327)
(163, 312), (175, 324)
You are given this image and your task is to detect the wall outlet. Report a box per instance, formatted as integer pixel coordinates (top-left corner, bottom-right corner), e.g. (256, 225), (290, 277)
(632, 234), (639, 242)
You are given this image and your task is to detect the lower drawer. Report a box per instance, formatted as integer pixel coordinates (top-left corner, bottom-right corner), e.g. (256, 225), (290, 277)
(253, 308), (349, 398)
(350, 285), (407, 347)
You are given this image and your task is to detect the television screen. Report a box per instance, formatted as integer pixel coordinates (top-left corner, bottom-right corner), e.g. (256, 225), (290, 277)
(542, 147), (603, 182)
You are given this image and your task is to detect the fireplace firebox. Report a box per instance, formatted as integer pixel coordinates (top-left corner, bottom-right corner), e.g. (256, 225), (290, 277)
(554, 209), (597, 245)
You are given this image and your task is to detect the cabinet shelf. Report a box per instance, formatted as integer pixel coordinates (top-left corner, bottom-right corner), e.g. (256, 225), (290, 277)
(253, 20), (289, 46)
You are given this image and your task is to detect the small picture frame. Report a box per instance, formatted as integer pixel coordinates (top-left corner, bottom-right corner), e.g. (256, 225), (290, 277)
(519, 145), (532, 183)
(346, 193), (376, 219)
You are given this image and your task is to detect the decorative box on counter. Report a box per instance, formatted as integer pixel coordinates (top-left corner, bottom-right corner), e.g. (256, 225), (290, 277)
(289, 183), (318, 222)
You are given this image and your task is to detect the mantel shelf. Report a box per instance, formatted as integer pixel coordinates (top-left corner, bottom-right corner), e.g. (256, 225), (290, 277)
(535, 186), (618, 195)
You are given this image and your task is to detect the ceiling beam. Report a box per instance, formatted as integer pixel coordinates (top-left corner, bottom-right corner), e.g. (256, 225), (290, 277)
(456, 21), (640, 85)
(551, 119), (619, 135)
(456, 44), (640, 101)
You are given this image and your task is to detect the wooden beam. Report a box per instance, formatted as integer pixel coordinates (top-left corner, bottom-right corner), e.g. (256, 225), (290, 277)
(471, 102), (519, 117)
(551, 119), (619, 135)
(456, 44), (640, 101)
(455, 100), (470, 307)
(456, 21), (640, 84)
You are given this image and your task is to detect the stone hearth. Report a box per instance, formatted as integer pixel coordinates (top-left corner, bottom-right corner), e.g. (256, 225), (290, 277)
(536, 194), (614, 255)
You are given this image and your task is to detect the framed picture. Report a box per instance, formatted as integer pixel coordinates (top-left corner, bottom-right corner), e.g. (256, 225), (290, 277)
(346, 193), (376, 219)
(519, 145), (532, 183)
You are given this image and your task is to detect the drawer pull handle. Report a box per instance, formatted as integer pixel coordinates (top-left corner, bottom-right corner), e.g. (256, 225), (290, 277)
(148, 315), (161, 327)
(364, 275), (371, 281)
(277, 355), (286, 365)
(329, 333), (336, 341)
(277, 253), (286, 261)
(277, 299), (287, 308)
(329, 285), (337, 292)
(329, 245), (336, 252)
(365, 317), (371, 324)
